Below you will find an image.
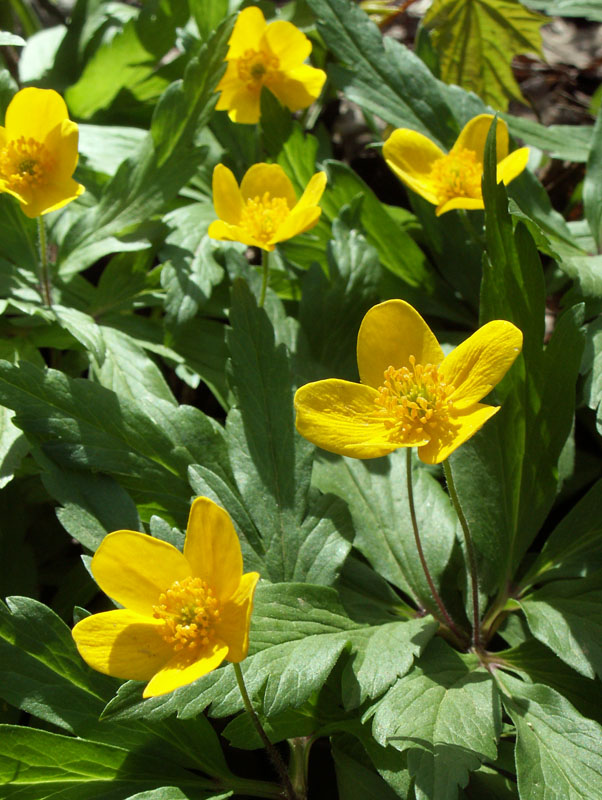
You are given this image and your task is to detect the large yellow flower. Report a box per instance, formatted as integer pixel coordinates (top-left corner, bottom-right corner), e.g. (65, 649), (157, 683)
(294, 300), (522, 464)
(215, 6), (326, 124)
(208, 162), (326, 251)
(0, 87), (84, 218)
(72, 498), (259, 698)
(383, 114), (528, 216)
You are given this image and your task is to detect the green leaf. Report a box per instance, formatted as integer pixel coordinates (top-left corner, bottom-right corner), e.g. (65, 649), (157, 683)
(499, 638), (602, 724)
(0, 360), (226, 524)
(313, 449), (458, 618)
(521, 478), (602, 586)
(584, 106), (602, 250)
(370, 638), (501, 800)
(0, 31), (25, 46)
(0, 725), (225, 800)
(424, 0), (545, 110)
(498, 672), (602, 800)
(78, 124), (147, 177)
(523, 0), (602, 22)
(502, 114), (593, 162)
(520, 574), (602, 680)
(189, 0), (232, 41)
(332, 734), (408, 800)
(306, 0), (456, 144)
(57, 18), (234, 278)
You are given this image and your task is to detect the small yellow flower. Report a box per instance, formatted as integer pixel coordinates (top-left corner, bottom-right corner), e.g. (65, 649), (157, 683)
(383, 114), (528, 216)
(72, 498), (259, 698)
(0, 87), (84, 218)
(294, 300), (522, 464)
(208, 162), (326, 251)
(215, 6), (326, 124)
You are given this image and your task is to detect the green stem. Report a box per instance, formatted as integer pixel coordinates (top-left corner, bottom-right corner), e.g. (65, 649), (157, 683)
(443, 460), (481, 650)
(233, 662), (298, 800)
(258, 249), (269, 308)
(37, 216), (52, 307)
(288, 737), (312, 800)
(226, 777), (284, 799)
(406, 449), (467, 647)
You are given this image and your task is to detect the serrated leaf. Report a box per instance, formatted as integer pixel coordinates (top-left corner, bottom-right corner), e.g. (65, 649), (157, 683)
(370, 638), (501, 800)
(332, 734), (408, 800)
(498, 672), (602, 800)
(520, 574), (602, 680)
(424, 0), (545, 110)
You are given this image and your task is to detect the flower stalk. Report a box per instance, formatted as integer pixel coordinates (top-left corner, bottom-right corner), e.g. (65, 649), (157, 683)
(37, 215), (52, 307)
(259, 249), (269, 308)
(233, 662), (299, 800)
(443, 460), (481, 650)
(406, 449), (467, 647)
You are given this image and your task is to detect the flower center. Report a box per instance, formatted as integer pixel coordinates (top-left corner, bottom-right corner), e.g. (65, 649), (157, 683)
(152, 576), (221, 651)
(237, 49), (280, 91)
(374, 356), (455, 437)
(239, 192), (290, 244)
(428, 148), (482, 204)
(0, 136), (55, 193)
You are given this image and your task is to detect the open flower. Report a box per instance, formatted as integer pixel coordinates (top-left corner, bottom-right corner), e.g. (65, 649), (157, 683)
(0, 87), (84, 218)
(383, 114), (528, 216)
(215, 6), (326, 124)
(295, 300), (522, 464)
(208, 162), (326, 251)
(72, 497), (259, 698)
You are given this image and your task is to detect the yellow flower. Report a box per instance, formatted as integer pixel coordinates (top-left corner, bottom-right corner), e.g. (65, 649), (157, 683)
(72, 497), (259, 698)
(383, 114), (528, 216)
(0, 87), (84, 218)
(294, 300), (522, 464)
(208, 162), (326, 251)
(215, 6), (326, 124)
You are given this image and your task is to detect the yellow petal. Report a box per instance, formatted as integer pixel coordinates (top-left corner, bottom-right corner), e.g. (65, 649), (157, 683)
(216, 571), (260, 662)
(227, 6), (266, 59)
(91, 531), (190, 617)
(183, 497), (244, 603)
(215, 61), (240, 99)
(271, 205), (321, 244)
(240, 163), (297, 208)
(357, 300), (444, 389)
(451, 114), (508, 164)
(143, 640), (229, 697)
(417, 404), (500, 464)
(72, 609), (173, 680)
(291, 171), (327, 213)
(212, 164), (244, 224)
(294, 379), (426, 458)
(222, 86), (262, 124)
(5, 88), (70, 142)
(383, 128), (444, 205)
(440, 320), (523, 409)
(436, 196), (485, 216)
(21, 178), (84, 219)
(267, 65), (326, 111)
(262, 21), (311, 69)
(497, 147), (529, 186)
(208, 219), (268, 250)
(0, 127), (7, 147)
(44, 119), (80, 182)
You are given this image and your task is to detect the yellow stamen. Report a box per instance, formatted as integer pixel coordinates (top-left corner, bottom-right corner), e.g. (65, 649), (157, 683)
(0, 136), (55, 193)
(239, 191), (290, 244)
(429, 148), (482, 205)
(153, 576), (221, 651)
(237, 49), (280, 91)
(375, 356), (455, 436)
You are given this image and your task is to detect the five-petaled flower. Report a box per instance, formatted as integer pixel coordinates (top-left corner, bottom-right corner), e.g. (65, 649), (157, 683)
(383, 114), (528, 216)
(0, 87), (85, 218)
(215, 6), (326, 124)
(72, 497), (259, 698)
(294, 300), (522, 464)
(208, 162), (326, 251)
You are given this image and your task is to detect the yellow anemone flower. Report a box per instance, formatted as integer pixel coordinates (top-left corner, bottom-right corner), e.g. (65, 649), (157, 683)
(208, 162), (326, 251)
(294, 300), (522, 465)
(0, 87), (85, 218)
(215, 6), (326, 124)
(383, 114), (529, 216)
(72, 497), (259, 698)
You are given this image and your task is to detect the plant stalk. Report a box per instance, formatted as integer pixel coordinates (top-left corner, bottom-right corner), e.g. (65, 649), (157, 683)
(233, 662), (298, 800)
(259, 249), (269, 307)
(406, 448), (467, 646)
(37, 216), (52, 307)
(288, 737), (312, 800)
(443, 459), (481, 650)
